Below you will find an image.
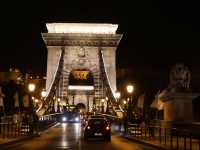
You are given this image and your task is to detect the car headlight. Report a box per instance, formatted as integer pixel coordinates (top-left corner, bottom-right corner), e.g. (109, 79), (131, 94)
(75, 117), (79, 122)
(62, 117), (67, 122)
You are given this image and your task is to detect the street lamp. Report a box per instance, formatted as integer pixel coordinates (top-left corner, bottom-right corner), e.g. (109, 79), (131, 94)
(28, 83), (36, 111)
(27, 83), (37, 134)
(114, 91), (121, 102)
(41, 90), (47, 98)
(105, 97), (109, 113)
(126, 85), (134, 94)
(34, 99), (39, 103)
(28, 83), (36, 93)
(123, 100), (127, 105)
(124, 84), (134, 133)
(126, 84), (134, 103)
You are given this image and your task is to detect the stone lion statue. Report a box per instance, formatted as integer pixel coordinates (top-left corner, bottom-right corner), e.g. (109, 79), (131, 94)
(169, 63), (191, 90)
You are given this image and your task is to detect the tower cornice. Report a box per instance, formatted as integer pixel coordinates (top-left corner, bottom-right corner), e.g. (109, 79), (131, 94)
(42, 33), (123, 47)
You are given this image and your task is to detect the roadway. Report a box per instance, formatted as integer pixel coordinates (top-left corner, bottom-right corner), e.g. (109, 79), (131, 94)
(3, 123), (159, 150)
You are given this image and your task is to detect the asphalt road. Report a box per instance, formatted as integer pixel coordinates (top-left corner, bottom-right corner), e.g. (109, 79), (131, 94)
(3, 123), (158, 150)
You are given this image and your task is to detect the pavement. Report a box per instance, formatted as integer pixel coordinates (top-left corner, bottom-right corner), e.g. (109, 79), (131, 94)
(112, 123), (200, 150)
(120, 132), (200, 150)
(112, 123), (167, 150)
(123, 134), (170, 150)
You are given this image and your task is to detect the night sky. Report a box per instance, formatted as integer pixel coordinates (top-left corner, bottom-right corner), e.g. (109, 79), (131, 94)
(0, 1), (200, 94)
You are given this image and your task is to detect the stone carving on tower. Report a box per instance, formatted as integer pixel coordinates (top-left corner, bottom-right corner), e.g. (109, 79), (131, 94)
(77, 46), (86, 65)
(71, 46), (89, 69)
(168, 63), (191, 92)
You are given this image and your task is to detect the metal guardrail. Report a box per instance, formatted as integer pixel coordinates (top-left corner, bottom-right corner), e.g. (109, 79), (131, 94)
(40, 113), (62, 121)
(127, 124), (200, 150)
(98, 113), (119, 119)
(0, 113), (60, 139)
(0, 122), (31, 138)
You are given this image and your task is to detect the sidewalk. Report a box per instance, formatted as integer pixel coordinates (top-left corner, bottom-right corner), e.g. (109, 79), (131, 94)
(113, 123), (200, 150)
(122, 133), (200, 150)
(124, 134), (169, 150)
(112, 125), (166, 149)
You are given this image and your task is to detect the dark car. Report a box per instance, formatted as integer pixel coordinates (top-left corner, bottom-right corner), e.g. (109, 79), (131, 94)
(84, 118), (111, 141)
(61, 111), (80, 123)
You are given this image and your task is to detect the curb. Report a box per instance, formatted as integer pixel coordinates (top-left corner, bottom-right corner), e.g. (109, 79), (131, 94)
(123, 135), (170, 150)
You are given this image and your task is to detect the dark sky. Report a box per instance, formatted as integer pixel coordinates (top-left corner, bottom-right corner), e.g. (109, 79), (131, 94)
(0, 1), (200, 93)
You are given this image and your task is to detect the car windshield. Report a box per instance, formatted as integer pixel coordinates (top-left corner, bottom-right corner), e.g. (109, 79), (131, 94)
(88, 119), (108, 126)
(90, 115), (104, 118)
(64, 111), (79, 116)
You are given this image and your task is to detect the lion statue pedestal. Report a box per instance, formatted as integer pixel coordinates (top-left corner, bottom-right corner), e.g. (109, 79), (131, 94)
(158, 64), (199, 127)
(159, 91), (198, 123)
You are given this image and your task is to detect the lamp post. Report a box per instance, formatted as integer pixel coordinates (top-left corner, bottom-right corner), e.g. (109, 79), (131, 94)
(28, 83), (36, 134)
(57, 98), (61, 113)
(123, 100), (127, 109)
(114, 91), (121, 103)
(126, 84), (134, 122)
(28, 83), (36, 112)
(41, 89), (46, 108)
(34, 99), (39, 109)
(101, 98), (105, 113)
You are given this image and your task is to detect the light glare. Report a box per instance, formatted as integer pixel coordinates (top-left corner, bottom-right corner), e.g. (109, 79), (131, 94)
(126, 85), (134, 94)
(28, 83), (36, 92)
(68, 85), (94, 90)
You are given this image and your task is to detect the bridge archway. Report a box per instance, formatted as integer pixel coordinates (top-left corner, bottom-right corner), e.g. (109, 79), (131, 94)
(68, 69), (94, 112)
(75, 103), (86, 113)
(69, 69), (94, 86)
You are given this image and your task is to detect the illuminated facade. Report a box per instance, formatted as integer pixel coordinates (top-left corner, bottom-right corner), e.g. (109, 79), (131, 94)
(42, 23), (122, 111)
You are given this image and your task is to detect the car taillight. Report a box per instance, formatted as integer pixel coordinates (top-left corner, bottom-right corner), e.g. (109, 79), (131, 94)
(87, 126), (91, 130)
(106, 126), (110, 130)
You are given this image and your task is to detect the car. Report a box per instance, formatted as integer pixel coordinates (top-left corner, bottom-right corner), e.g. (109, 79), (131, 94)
(84, 118), (111, 141)
(61, 111), (80, 123)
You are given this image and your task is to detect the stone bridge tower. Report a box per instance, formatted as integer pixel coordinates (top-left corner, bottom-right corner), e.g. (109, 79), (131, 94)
(42, 23), (122, 112)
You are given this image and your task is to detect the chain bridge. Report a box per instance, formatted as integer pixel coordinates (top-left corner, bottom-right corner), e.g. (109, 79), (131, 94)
(36, 23), (124, 118)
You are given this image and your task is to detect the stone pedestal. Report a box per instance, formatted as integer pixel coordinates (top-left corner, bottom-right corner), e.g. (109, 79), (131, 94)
(159, 92), (198, 124)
